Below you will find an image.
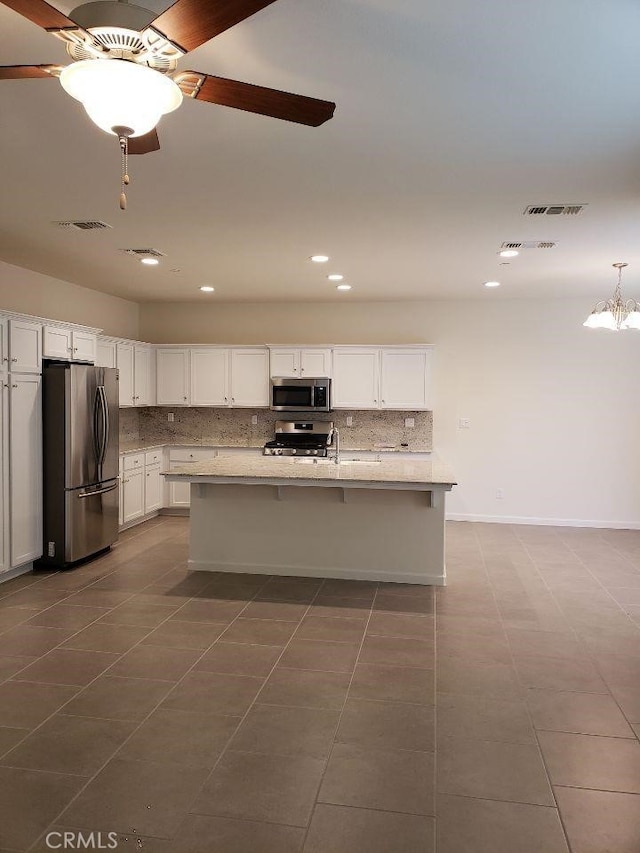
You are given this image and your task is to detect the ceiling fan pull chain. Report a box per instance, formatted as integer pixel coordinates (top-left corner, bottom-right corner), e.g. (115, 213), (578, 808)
(118, 134), (130, 210)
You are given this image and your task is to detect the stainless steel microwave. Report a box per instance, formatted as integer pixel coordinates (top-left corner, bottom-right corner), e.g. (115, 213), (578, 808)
(270, 377), (331, 412)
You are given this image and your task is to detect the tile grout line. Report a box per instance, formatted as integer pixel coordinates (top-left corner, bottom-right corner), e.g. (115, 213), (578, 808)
(298, 582), (380, 851)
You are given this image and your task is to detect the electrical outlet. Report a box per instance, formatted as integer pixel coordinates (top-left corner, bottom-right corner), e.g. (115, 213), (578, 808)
(459, 418), (470, 429)
(167, 413), (174, 423)
(496, 488), (504, 500)
(404, 417), (415, 428)
(251, 414), (258, 425)
(346, 416), (353, 427)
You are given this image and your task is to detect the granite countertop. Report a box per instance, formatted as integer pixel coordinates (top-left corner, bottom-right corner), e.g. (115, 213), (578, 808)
(163, 455), (456, 489)
(119, 439), (432, 455)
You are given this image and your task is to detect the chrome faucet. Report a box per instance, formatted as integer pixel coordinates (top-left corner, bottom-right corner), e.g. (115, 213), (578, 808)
(332, 427), (341, 465)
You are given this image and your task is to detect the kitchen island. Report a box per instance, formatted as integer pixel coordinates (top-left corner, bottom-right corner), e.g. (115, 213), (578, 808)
(164, 456), (456, 585)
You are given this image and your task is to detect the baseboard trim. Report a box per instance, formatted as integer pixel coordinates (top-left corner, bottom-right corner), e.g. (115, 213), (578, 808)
(446, 513), (640, 530)
(0, 562), (34, 585)
(188, 559), (445, 586)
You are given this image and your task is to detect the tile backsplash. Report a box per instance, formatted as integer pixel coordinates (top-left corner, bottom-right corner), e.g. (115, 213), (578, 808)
(121, 407), (432, 452)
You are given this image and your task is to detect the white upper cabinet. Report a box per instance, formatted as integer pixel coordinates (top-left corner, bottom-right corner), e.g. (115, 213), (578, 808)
(116, 342), (134, 407)
(379, 348), (433, 410)
(332, 348), (380, 409)
(72, 330), (97, 363)
(43, 327), (96, 363)
(134, 345), (154, 406)
(9, 320), (42, 374)
(191, 348), (229, 406)
(269, 347), (332, 378)
(96, 338), (117, 369)
(0, 318), (7, 373)
(156, 348), (190, 405)
(43, 326), (72, 360)
(230, 348), (269, 407)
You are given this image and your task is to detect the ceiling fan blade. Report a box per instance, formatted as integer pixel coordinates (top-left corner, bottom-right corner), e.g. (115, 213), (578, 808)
(0, 64), (60, 79)
(129, 129), (161, 155)
(149, 0), (279, 54)
(2, 0), (78, 30)
(179, 72), (336, 127)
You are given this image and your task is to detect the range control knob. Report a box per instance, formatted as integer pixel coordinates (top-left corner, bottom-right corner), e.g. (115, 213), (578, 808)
(305, 449), (311, 455)
(292, 449), (297, 455)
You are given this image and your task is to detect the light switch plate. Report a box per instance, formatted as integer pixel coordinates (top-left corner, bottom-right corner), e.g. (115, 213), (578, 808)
(167, 413), (174, 423)
(251, 415), (258, 425)
(458, 418), (470, 429)
(404, 417), (415, 428)
(346, 416), (353, 427)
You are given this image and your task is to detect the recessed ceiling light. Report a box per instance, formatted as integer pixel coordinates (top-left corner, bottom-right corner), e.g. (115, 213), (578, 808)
(199, 286), (215, 292)
(328, 274), (344, 281)
(140, 257), (159, 265)
(483, 281), (501, 288)
(499, 249), (519, 258)
(310, 255), (329, 263)
(336, 284), (352, 291)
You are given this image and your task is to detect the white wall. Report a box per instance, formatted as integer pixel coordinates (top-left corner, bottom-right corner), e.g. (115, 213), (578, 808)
(0, 261), (139, 339)
(140, 298), (640, 528)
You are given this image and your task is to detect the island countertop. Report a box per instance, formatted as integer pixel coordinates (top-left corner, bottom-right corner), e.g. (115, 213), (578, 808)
(163, 455), (456, 490)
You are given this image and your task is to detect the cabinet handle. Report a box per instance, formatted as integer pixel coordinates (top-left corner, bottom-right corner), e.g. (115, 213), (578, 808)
(73, 347), (78, 352)
(2, 357), (7, 362)
(12, 383), (17, 388)
(11, 357), (17, 362)
(374, 399), (377, 403)
(2, 383), (7, 388)
(231, 397), (235, 403)
(224, 397), (228, 403)
(183, 396), (187, 401)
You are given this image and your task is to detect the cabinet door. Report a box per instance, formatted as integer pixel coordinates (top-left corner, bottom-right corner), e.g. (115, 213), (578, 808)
(144, 465), (162, 513)
(117, 343), (135, 407)
(270, 348), (300, 378)
(9, 320), (42, 374)
(72, 331), (97, 363)
(300, 348), (332, 378)
(43, 326), (72, 360)
(134, 346), (153, 406)
(0, 382), (9, 573)
(168, 480), (191, 507)
(332, 348), (380, 409)
(122, 469), (144, 524)
(96, 339), (117, 369)
(118, 457), (124, 527)
(230, 348), (269, 407)
(191, 348), (229, 406)
(156, 348), (190, 405)
(380, 348), (432, 410)
(9, 375), (42, 566)
(0, 318), (7, 374)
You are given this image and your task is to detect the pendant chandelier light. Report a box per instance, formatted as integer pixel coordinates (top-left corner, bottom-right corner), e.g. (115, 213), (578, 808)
(583, 262), (640, 330)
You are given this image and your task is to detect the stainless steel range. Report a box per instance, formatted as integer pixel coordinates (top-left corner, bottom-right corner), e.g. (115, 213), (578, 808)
(263, 420), (334, 457)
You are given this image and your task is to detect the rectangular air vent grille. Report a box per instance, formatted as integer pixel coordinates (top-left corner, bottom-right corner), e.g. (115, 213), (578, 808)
(122, 248), (165, 257)
(54, 220), (112, 230)
(501, 241), (557, 250)
(523, 204), (586, 216)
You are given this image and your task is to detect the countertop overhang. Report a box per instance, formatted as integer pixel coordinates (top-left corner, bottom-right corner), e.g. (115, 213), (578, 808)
(163, 456), (456, 491)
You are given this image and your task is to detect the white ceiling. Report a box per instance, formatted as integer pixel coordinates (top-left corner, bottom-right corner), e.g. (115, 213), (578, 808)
(2, 0), (640, 303)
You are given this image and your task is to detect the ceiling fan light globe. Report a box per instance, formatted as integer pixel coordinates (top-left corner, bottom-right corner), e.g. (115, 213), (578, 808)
(60, 59), (182, 137)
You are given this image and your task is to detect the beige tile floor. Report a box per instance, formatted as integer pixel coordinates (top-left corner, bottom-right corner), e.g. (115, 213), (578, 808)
(0, 518), (639, 851)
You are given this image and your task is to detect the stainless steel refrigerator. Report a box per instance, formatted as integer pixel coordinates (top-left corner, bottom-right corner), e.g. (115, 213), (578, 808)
(40, 362), (119, 568)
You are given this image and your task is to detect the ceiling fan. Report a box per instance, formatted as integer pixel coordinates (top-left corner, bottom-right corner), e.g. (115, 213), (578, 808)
(0, 0), (336, 205)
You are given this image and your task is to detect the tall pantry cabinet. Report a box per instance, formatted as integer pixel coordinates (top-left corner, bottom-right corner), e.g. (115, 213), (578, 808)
(0, 317), (43, 574)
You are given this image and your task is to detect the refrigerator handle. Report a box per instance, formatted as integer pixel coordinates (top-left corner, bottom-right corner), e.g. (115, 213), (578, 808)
(93, 386), (102, 479)
(99, 385), (109, 468)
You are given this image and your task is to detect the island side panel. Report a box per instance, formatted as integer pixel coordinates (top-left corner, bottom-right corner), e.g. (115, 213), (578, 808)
(188, 482), (447, 585)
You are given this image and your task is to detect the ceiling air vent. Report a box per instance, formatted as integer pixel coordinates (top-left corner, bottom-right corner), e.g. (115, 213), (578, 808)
(523, 204), (586, 216)
(501, 241), (556, 250)
(122, 248), (165, 258)
(54, 220), (112, 230)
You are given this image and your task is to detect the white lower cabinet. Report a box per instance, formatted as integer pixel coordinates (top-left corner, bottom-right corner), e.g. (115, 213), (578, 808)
(167, 447), (218, 508)
(144, 465), (162, 513)
(8, 374), (42, 567)
(0, 382), (9, 573)
(121, 468), (144, 525)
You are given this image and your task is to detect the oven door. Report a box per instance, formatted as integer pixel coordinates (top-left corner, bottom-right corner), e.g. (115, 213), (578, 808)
(271, 380), (315, 411)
